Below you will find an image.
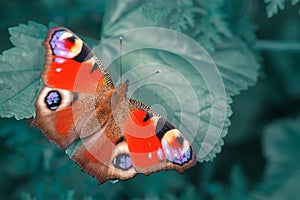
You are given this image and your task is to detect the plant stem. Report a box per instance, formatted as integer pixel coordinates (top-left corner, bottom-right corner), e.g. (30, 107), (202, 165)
(255, 40), (300, 52)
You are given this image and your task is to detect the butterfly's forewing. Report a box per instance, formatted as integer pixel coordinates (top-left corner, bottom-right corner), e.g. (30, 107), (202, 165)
(124, 99), (196, 174)
(42, 27), (114, 94)
(34, 27), (114, 148)
(35, 27), (138, 184)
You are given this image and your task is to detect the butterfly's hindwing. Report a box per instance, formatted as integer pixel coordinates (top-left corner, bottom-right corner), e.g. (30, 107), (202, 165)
(34, 87), (78, 149)
(123, 99), (196, 174)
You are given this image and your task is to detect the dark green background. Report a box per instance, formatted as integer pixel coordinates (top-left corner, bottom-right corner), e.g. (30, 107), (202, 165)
(0, 0), (300, 199)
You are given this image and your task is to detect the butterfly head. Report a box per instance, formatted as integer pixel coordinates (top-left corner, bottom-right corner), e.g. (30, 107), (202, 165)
(117, 80), (129, 95)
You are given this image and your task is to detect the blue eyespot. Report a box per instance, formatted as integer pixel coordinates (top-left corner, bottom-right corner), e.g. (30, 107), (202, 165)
(112, 154), (132, 171)
(45, 90), (62, 111)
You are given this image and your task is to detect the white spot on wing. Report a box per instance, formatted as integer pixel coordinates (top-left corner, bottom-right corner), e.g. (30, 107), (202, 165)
(157, 148), (163, 161)
(54, 57), (66, 64)
(61, 32), (73, 39)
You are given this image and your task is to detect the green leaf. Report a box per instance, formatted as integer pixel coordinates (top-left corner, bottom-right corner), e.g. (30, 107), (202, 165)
(264, 0), (300, 17)
(264, 0), (285, 18)
(169, 6), (198, 31)
(141, 0), (198, 32)
(212, 38), (259, 96)
(141, 0), (233, 52)
(140, 0), (176, 24)
(291, 0), (300, 5)
(224, 0), (257, 47)
(0, 21), (47, 119)
(193, 1), (233, 51)
(260, 115), (300, 199)
(235, 18), (257, 47)
(100, 1), (260, 161)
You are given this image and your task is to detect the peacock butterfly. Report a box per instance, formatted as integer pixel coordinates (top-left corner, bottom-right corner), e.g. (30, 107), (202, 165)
(34, 27), (196, 184)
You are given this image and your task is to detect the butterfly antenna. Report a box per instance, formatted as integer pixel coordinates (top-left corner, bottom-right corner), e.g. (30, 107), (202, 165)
(119, 37), (123, 84)
(129, 70), (161, 85)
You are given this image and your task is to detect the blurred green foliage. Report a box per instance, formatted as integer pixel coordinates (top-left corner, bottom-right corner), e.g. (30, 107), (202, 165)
(0, 0), (300, 199)
(264, 0), (300, 18)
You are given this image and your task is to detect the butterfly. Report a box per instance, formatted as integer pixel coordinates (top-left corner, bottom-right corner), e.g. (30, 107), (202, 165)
(34, 27), (196, 184)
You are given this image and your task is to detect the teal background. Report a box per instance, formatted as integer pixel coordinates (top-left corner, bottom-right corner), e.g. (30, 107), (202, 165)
(0, 0), (300, 199)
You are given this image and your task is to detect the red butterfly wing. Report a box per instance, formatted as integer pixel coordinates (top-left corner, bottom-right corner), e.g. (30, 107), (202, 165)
(124, 99), (196, 174)
(42, 27), (113, 94)
(70, 114), (137, 184)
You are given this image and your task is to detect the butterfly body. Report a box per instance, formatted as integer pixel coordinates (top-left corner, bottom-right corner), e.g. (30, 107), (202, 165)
(34, 27), (196, 184)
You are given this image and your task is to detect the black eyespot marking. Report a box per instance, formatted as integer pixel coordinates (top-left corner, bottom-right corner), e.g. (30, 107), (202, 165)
(44, 90), (62, 111)
(68, 36), (76, 43)
(73, 44), (91, 62)
(115, 136), (125, 144)
(91, 63), (99, 73)
(72, 93), (79, 103)
(155, 118), (175, 140)
(112, 154), (132, 170)
(143, 112), (153, 122)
